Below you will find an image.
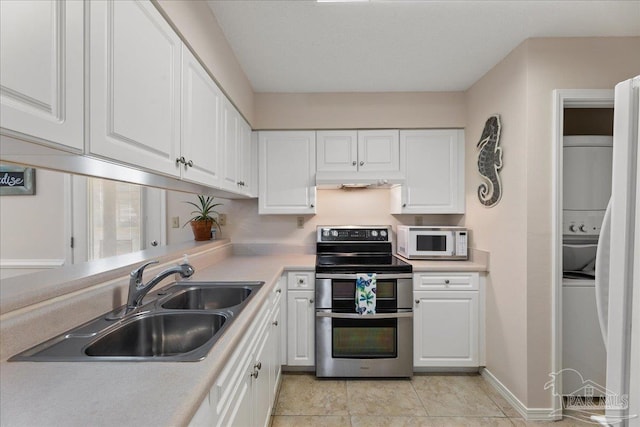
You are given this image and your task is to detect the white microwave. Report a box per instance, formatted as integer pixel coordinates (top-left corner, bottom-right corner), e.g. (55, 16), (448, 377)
(396, 226), (468, 260)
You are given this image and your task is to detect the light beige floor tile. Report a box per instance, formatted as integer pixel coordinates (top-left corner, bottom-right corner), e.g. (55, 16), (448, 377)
(352, 416), (515, 427)
(274, 374), (349, 416)
(510, 417), (596, 426)
(412, 375), (504, 417)
(346, 380), (427, 416)
(471, 376), (522, 418)
(271, 415), (351, 427)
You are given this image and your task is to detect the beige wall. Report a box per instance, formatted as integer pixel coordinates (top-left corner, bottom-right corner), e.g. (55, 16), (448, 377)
(464, 42), (530, 403)
(223, 189), (462, 248)
(523, 37), (640, 407)
(153, 0), (255, 124)
(254, 92), (465, 129)
(465, 36), (640, 409)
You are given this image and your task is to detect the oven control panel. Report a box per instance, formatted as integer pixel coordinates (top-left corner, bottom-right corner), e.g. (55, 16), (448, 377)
(317, 226), (390, 242)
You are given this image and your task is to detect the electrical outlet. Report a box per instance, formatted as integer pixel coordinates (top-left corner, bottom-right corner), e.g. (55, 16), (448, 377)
(218, 213), (227, 226)
(415, 216), (423, 226)
(171, 216), (180, 228)
(297, 216), (304, 229)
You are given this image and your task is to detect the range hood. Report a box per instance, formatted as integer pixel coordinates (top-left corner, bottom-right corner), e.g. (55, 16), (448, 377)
(315, 171), (405, 189)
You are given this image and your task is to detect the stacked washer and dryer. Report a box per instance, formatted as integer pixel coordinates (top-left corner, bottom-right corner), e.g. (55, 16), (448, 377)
(562, 135), (612, 396)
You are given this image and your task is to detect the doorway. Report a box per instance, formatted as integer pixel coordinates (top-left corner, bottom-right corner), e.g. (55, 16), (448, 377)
(551, 89), (614, 416)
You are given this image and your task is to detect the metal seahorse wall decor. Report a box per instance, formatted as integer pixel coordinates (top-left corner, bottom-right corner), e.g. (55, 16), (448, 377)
(477, 114), (503, 207)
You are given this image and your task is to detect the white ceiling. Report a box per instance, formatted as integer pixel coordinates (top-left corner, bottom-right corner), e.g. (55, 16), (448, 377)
(207, 0), (640, 93)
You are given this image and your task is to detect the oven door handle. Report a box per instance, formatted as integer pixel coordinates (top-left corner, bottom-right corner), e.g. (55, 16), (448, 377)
(315, 311), (413, 319)
(315, 273), (413, 280)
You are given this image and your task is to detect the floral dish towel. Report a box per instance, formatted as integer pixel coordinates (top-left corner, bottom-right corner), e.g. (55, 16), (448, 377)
(356, 273), (376, 314)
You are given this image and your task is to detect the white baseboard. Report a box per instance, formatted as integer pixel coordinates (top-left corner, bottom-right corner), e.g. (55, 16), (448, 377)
(481, 367), (558, 421)
(0, 259), (65, 269)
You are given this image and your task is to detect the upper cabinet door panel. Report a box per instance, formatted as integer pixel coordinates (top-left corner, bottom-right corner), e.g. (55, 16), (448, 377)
(316, 131), (358, 172)
(221, 97), (239, 188)
(181, 47), (222, 187)
(396, 129), (465, 214)
(89, 0), (181, 177)
(0, 0), (83, 150)
(259, 131), (316, 215)
(357, 130), (400, 172)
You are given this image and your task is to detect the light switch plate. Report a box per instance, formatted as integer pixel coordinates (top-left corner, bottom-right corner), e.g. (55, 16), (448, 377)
(297, 216), (304, 228)
(415, 216), (423, 226)
(218, 213), (227, 226)
(171, 216), (180, 228)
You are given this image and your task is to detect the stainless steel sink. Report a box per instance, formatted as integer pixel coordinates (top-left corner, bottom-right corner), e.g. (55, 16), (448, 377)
(85, 312), (227, 358)
(10, 281), (264, 362)
(161, 284), (257, 310)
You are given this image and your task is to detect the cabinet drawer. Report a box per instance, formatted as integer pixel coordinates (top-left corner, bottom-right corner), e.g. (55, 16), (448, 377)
(413, 273), (478, 291)
(287, 271), (315, 290)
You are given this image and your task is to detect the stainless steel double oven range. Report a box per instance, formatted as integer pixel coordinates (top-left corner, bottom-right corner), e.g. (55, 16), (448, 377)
(315, 226), (414, 378)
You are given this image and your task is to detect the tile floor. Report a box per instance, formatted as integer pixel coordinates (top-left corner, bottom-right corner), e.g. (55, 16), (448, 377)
(271, 373), (597, 426)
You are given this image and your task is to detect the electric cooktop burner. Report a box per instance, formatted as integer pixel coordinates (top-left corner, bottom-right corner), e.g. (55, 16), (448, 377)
(315, 226), (413, 274)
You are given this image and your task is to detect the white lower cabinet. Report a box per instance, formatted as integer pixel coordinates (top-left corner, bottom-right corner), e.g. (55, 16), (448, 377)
(413, 272), (482, 368)
(190, 281), (283, 427)
(286, 271), (315, 367)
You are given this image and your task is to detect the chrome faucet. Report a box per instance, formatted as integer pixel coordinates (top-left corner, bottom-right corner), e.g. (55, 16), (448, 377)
(124, 260), (195, 314)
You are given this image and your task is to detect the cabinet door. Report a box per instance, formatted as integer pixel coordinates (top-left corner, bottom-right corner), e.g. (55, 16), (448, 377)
(0, 0), (83, 151)
(357, 130), (400, 172)
(236, 118), (254, 196)
(270, 303), (283, 402)
(287, 290), (315, 366)
(414, 291), (479, 367)
(252, 321), (272, 427)
(394, 130), (465, 214)
(317, 131), (358, 172)
(181, 47), (222, 187)
(259, 131), (316, 214)
(89, 0), (181, 177)
(221, 97), (239, 189)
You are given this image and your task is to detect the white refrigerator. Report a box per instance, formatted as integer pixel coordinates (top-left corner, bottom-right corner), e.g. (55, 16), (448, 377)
(595, 75), (640, 426)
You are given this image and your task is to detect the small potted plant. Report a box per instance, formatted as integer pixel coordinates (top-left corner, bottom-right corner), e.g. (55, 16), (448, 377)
(183, 195), (223, 241)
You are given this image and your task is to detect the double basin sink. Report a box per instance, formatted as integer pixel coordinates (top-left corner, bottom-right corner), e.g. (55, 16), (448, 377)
(10, 281), (264, 362)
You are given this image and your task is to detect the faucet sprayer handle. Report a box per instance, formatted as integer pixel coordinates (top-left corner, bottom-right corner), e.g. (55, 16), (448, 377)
(130, 260), (159, 286)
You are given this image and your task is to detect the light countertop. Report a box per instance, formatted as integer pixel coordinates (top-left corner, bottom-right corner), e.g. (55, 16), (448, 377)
(0, 250), (486, 426)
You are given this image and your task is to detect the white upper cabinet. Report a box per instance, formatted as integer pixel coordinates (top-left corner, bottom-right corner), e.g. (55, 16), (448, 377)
(0, 0), (84, 151)
(316, 131), (358, 172)
(221, 100), (255, 197)
(259, 131), (316, 215)
(357, 130), (400, 172)
(316, 130), (400, 176)
(221, 97), (239, 189)
(88, 0), (182, 177)
(391, 129), (465, 214)
(180, 47), (222, 187)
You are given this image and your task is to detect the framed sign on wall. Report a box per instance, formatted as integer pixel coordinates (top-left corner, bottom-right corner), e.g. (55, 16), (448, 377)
(0, 165), (36, 196)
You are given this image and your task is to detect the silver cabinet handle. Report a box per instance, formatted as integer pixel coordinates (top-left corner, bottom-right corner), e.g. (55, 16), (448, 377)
(310, 204), (315, 208)
(251, 370), (259, 379)
(352, 161), (357, 166)
(445, 279), (450, 284)
(150, 240), (158, 247)
(402, 203), (407, 208)
(272, 320), (278, 326)
(359, 161), (364, 166)
(186, 159), (194, 167)
(276, 288), (282, 294)
(254, 362), (262, 370)
(309, 299), (314, 303)
(415, 299), (420, 304)
(175, 156), (186, 165)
